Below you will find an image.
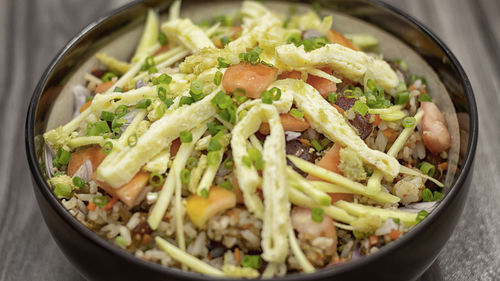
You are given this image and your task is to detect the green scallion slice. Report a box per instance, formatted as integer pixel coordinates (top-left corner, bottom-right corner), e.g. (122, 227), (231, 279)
(136, 98), (152, 109)
(93, 195), (108, 207)
(241, 255), (262, 269)
(102, 141), (113, 154)
(290, 108), (304, 119)
(180, 169), (191, 184)
(402, 116), (416, 128)
(214, 71), (223, 86)
(54, 184), (72, 198)
(311, 208), (324, 222)
(149, 172), (165, 188)
(418, 161), (435, 177)
(72, 176), (86, 189)
(180, 131), (193, 143)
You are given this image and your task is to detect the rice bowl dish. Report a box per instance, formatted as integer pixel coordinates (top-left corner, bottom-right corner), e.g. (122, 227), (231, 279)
(41, 1), (460, 278)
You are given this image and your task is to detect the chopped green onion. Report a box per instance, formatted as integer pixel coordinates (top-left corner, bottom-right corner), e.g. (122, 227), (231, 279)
(421, 188), (434, 202)
(101, 72), (116, 82)
(149, 172), (165, 188)
(207, 151), (221, 165)
(254, 158), (265, 170)
(180, 131), (193, 143)
(261, 90), (273, 104)
(100, 111), (115, 121)
(72, 176), (86, 189)
(127, 134), (138, 147)
(418, 93), (432, 102)
(242, 156), (252, 167)
(158, 32), (168, 46)
(311, 139), (323, 152)
(190, 80), (204, 95)
(114, 105), (129, 117)
(416, 210), (428, 222)
(393, 59), (409, 72)
(418, 161), (435, 177)
(219, 105), (236, 124)
(158, 86), (167, 101)
(395, 91), (409, 105)
(213, 15), (233, 27)
(392, 217), (401, 224)
(270, 87), (281, 101)
(311, 208), (324, 222)
(290, 108), (304, 119)
(113, 86), (123, 93)
(155, 103), (168, 118)
(86, 121), (110, 136)
(241, 255), (262, 269)
(214, 71), (223, 86)
(53, 171), (65, 177)
(186, 157), (198, 170)
(55, 148), (71, 166)
(433, 191), (443, 201)
(189, 80), (205, 101)
(302, 36), (328, 52)
(223, 156), (234, 169)
(154, 73), (172, 85)
(287, 34), (302, 46)
(248, 148), (261, 161)
(93, 195), (108, 207)
(408, 74), (419, 85)
(212, 91), (233, 109)
(352, 100), (369, 116)
(233, 88), (248, 103)
(217, 57), (231, 68)
(220, 36), (231, 46)
(402, 116), (416, 128)
(180, 169), (191, 184)
(219, 180), (233, 190)
(366, 79), (377, 91)
(111, 118), (126, 131)
(54, 184), (72, 198)
(102, 141), (113, 154)
(136, 98), (151, 109)
(115, 235), (127, 246)
(327, 92), (337, 103)
(179, 96), (194, 106)
(238, 110), (247, 120)
(207, 138), (222, 152)
(207, 121), (225, 135)
(200, 188), (209, 198)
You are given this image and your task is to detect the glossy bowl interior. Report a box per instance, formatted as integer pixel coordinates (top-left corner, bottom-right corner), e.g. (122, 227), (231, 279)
(26, 0), (478, 280)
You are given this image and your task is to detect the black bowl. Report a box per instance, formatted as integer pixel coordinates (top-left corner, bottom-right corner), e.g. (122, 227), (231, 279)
(25, 0), (478, 280)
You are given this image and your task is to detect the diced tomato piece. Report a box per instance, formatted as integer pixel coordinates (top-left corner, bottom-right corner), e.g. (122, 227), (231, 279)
(279, 70), (302, 80)
(222, 63), (278, 98)
(326, 29), (358, 50)
(67, 145), (107, 177)
(259, 113), (309, 135)
(93, 81), (115, 94)
(306, 67), (337, 97)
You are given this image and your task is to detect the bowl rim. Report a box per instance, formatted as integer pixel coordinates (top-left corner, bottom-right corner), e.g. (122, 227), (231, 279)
(25, 0), (478, 280)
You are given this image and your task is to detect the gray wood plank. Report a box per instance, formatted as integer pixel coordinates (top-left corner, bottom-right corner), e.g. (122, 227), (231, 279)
(1, 0), (499, 280)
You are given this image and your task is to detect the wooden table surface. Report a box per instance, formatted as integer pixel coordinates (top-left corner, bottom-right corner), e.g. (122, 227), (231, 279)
(1, 0), (498, 280)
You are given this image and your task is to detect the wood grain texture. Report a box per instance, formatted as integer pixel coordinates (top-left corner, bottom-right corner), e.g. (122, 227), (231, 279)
(0, 0), (498, 280)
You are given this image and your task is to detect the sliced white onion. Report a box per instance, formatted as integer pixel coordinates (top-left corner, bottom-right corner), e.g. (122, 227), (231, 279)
(375, 218), (398, 236)
(73, 160), (93, 182)
(72, 85), (91, 117)
(285, 131), (301, 141)
(399, 201), (439, 213)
